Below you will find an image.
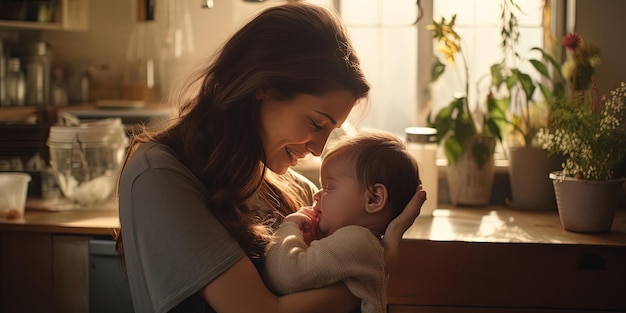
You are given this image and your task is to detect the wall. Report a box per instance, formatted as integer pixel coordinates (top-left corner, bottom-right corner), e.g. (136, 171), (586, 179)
(4, 0), (625, 107)
(575, 0), (626, 95)
(39, 0), (279, 101)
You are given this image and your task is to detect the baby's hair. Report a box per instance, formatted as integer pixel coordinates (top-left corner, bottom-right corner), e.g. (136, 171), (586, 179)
(324, 130), (420, 219)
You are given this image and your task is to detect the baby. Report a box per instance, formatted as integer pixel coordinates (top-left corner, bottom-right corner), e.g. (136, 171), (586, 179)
(264, 130), (421, 313)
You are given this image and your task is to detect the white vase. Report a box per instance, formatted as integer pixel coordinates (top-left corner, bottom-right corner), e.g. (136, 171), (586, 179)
(550, 172), (625, 233)
(446, 135), (495, 206)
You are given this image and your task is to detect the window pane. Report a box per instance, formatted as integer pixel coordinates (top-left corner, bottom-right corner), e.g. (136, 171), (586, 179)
(431, 0), (545, 118)
(381, 0), (420, 25)
(341, 0), (418, 135)
(341, 0), (378, 25)
(337, 0), (546, 139)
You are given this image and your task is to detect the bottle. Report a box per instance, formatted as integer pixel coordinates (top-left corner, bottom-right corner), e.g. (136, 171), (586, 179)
(67, 65), (89, 104)
(405, 127), (439, 217)
(25, 41), (52, 107)
(123, 0), (163, 106)
(5, 58), (26, 107)
(51, 66), (69, 106)
(162, 0), (194, 94)
(0, 40), (6, 106)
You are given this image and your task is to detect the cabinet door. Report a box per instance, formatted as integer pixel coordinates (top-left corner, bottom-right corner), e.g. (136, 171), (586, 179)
(387, 240), (626, 311)
(0, 232), (91, 313)
(52, 235), (89, 313)
(0, 232), (53, 313)
(388, 306), (620, 313)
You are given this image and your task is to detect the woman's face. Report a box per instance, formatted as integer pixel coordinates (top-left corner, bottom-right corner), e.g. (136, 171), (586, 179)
(259, 89), (356, 174)
(313, 156), (368, 236)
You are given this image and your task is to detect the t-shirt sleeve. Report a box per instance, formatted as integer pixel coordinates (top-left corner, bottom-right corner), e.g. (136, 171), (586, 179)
(119, 147), (246, 312)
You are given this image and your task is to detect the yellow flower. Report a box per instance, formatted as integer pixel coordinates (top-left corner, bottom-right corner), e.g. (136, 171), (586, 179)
(428, 15), (461, 65)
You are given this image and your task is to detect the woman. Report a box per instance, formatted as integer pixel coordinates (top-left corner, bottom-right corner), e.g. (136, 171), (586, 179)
(117, 3), (426, 312)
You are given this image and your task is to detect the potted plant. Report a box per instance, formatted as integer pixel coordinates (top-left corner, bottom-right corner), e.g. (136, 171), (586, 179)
(427, 14), (506, 206)
(538, 34), (626, 232)
(487, 0), (566, 210)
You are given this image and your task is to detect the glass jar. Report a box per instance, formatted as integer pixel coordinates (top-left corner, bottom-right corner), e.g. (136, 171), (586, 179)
(47, 118), (129, 207)
(405, 127), (438, 217)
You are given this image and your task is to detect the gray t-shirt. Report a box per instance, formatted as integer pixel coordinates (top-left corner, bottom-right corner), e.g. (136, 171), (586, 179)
(118, 142), (246, 313)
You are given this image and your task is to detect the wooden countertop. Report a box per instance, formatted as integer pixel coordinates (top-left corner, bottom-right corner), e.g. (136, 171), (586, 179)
(2, 199), (626, 246)
(405, 205), (626, 246)
(0, 198), (119, 236)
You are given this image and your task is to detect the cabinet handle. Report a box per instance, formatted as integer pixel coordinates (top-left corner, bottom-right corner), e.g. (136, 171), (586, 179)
(577, 253), (606, 270)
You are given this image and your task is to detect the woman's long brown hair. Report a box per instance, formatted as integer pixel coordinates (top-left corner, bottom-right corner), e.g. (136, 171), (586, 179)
(116, 2), (370, 260)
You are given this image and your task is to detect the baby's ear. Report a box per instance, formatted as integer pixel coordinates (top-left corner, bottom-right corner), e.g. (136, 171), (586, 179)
(365, 183), (388, 214)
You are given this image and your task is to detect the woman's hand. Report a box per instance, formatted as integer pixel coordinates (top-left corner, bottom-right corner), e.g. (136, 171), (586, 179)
(381, 185), (427, 272)
(284, 207), (321, 245)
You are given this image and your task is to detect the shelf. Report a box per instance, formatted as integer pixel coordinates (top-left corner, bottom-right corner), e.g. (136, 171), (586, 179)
(0, 0), (89, 31)
(0, 106), (39, 123)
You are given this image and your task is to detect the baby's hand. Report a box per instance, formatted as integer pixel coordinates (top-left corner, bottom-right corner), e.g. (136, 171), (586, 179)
(284, 207), (320, 245)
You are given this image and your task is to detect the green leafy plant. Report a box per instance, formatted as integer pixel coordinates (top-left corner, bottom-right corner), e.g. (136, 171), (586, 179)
(488, 0), (564, 148)
(537, 32), (623, 181)
(427, 15), (505, 168)
(539, 81), (626, 181)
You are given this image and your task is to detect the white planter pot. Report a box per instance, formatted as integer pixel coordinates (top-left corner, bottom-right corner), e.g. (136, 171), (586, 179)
(550, 172), (625, 233)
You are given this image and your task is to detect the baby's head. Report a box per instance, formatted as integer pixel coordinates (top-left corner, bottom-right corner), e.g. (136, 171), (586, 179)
(314, 130), (420, 237)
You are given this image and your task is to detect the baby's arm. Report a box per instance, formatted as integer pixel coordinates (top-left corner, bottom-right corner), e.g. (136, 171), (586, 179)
(264, 223), (384, 296)
(282, 207), (321, 245)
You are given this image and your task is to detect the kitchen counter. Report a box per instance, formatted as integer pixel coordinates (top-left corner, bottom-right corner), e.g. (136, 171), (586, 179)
(0, 198), (121, 313)
(388, 206), (626, 313)
(3, 201), (625, 245)
(2, 201), (626, 312)
(0, 198), (119, 236)
(404, 205), (626, 246)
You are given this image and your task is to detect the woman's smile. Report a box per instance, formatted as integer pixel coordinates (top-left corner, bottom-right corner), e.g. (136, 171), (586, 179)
(259, 90), (356, 174)
(286, 146), (306, 166)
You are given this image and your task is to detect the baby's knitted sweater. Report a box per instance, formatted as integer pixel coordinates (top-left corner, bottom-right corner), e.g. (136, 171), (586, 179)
(264, 222), (387, 313)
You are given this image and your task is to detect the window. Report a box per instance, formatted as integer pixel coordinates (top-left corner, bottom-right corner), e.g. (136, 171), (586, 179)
(334, 0), (566, 148)
(339, 0), (419, 136)
(430, 0), (544, 129)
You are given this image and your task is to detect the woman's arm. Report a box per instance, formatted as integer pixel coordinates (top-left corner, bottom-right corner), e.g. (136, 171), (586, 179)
(381, 185), (427, 272)
(201, 257), (359, 313)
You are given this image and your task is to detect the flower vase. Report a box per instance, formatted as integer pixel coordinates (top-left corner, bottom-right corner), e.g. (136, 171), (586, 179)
(550, 172), (625, 233)
(446, 135), (495, 206)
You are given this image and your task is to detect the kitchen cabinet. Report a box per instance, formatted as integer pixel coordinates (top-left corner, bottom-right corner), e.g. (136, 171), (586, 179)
(0, 0), (89, 31)
(387, 206), (626, 313)
(0, 203), (119, 313)
(2, 202), (625, 312)
(0, 232), (91, 313)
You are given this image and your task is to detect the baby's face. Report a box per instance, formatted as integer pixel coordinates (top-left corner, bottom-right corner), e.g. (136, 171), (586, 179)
(312, 156), (368, 236)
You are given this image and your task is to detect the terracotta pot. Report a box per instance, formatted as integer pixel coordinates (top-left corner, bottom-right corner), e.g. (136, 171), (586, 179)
(446, 135), (495, 206)
(506, 146), (563, 210)
(550, 172), (625, 233)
